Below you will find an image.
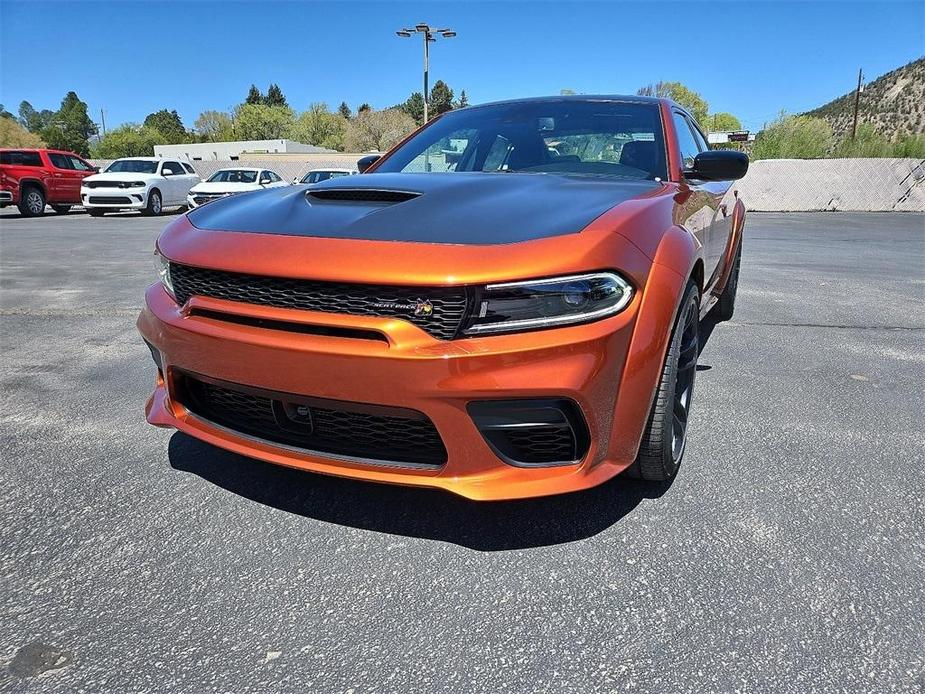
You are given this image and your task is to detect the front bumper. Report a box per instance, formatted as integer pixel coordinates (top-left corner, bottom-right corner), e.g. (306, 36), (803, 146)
(138, 284), (645, 500)
(82, 189), (148, 209)
(0, 190), (13, 205)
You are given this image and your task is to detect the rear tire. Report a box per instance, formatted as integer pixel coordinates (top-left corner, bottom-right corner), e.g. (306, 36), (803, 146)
(630, 281), (700, 481)
(51, 205), (72, 215)
(17, 186), (45, 217)
(142, 189), (162, 216)
(87, 208), (105, 217)
(711, 242), (741, 322)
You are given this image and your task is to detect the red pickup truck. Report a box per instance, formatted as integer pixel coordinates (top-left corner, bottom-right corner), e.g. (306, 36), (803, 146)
(0, 148), (98, 217)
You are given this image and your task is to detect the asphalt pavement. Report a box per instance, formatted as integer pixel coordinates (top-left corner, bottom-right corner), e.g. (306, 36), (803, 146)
(1, 208), (923, 693)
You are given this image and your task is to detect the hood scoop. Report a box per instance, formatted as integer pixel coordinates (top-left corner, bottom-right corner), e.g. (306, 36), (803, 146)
(306, 188), (420, 204)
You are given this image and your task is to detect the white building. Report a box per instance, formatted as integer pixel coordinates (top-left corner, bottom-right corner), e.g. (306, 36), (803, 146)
(153, 139), (335, 161)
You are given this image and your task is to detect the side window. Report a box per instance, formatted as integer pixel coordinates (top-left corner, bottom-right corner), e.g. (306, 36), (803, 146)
(48, 153), (74, 169)
(686, 117), (710, 152)
(182, 162), (195, 174)
(672, 112), (700, 169)
(1, 151), (43, 166)
(69, 156), (93, 171)
(483, 135), (513, 171)
(259, 171), (271, 183)
(161, 161), (183, 175)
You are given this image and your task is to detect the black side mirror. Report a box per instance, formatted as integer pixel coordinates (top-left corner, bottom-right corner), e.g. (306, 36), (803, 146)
(91, 166), (100, 173)
(357, 154), (381, 174)
(684, 150), (749, 181)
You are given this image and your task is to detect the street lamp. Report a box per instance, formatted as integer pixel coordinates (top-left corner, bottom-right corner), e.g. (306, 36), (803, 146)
(396, 23), (456, 123)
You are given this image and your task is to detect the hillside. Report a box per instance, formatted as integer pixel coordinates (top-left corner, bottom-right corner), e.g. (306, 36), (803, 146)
(804, 58), (925, 139)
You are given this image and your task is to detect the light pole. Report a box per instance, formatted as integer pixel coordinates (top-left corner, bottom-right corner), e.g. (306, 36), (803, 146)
(396, 23), (456, 123)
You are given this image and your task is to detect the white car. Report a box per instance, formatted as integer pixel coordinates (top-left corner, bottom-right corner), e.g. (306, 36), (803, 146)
(81, 157), (200, 216)
(293, 168), (357, 185)
(187, 167), (288, 208)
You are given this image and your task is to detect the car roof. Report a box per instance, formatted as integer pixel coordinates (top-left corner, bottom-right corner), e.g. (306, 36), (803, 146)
(306, 168), (354, 173)
(463, 94), (665, 109)
(213, 167), (262, 172)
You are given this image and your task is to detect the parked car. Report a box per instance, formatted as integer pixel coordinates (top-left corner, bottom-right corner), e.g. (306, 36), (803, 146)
(81, 158), (200, 216)
(292, 168), (356, 185)
(0, 148), (98, 217)
(187, 167), (288, 208)
(139, 95), (748, 500)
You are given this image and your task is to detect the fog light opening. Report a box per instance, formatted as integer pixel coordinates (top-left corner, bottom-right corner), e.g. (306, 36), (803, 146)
(468, 398), (590, 467)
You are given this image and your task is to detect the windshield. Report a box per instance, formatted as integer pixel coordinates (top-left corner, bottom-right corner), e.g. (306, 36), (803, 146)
(208, 169), (259, 183)
(376, 100), (667, 181)
(105, 160), (158, 174)
(301, 171), (350, 184)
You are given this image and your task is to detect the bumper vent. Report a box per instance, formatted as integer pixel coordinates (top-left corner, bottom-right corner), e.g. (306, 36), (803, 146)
(169, 263), (469, 340)
(468, 399), (590, 467)
(179, 373), (448, 468)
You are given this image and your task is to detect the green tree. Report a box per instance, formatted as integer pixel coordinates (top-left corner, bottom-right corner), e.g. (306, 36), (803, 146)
(265, 83), (287, 107)
(18, 101), (54, 132)
(41, 91), (97, 156)
(233, 103), (295, 140)
(246, 84), (264, 105)
(455, 90), (469, 108)
(637, 81), (709, 124)
(338, 101), (352, 120)
(0, 118), (45, 147)
(194, 110), (235, 142)
(708, 112), (742, 132)
(344, 108), (416, 152)
(429, 80), (454, 117)
(143, 109), (187, 142)
(290, 103), (347, 150)
(401, 92), (426, 125)
(751, 112), (834, 159)
(357, 103), (371, 114)
(0, 104), (14, 119)
(92, 124), (167, 158)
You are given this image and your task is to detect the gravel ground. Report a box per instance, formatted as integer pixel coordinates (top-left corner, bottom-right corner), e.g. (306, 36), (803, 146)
(1, 209), (923, 693)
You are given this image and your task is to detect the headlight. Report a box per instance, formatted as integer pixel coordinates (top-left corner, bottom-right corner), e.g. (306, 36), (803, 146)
(154, 249), (175, 299)
(130, 181), (146, 187)
(464, 272), (633, 335)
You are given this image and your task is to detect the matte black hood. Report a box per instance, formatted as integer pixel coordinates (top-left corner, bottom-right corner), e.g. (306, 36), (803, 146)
(186, 172), (658, 245)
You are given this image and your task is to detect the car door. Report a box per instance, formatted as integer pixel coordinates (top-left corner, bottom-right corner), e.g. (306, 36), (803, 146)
(45, 152), (80, 202)
(159, 160), (186, 203)
(180, 162), (201, 196)
(686, 115), (735, 284)
(671, 110), (722, 285)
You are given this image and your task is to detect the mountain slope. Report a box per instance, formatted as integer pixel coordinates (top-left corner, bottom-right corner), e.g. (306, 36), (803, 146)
(803, 58), (924, 139)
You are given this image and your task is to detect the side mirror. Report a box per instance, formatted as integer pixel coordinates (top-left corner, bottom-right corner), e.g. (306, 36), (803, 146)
(684, 150), (749, 181)
(292, 177), (300, 184)
(357, 154), (381, 174)
(91, 166), (100, 173)
(162, 170), (173, 177)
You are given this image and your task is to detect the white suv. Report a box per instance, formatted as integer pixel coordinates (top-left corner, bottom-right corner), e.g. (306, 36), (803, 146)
(81, 157), (200, 216)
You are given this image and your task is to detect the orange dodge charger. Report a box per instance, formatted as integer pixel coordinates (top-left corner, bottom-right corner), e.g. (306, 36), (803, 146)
(139, 96), (748, 500)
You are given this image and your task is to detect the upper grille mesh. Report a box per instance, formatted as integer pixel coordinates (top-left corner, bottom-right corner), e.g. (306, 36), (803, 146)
(169, 263), (469, 340)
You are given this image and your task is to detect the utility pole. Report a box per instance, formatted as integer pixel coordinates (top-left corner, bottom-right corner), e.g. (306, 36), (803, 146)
(396, 23), (456, 124)
(99, 108), (107, 137)
(851, 68), (863, 139)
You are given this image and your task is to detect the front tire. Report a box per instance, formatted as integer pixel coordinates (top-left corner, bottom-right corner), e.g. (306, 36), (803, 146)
(51, 205), (72, 215)
(142, 189), (162, 216)
(631, 280), (700, 481)
(17, 186), (45, 217)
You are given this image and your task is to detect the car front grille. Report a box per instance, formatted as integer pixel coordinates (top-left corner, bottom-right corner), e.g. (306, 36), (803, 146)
(88, 196), (132, 204)
(86, 181), (129, 189)
(192, 194), (224, 205)
(169, 263), (470, 340)
(179, 373), (448, 467)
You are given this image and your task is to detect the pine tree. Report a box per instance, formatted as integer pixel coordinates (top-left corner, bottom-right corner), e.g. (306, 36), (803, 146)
(338, 101), (352, 119)
(456, 90), (469, 108)
(246, 84), (264, 105)
(266, 83), (287, 108)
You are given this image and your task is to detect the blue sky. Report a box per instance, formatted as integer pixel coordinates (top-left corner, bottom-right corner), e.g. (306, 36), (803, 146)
(1, 0), (922, 133)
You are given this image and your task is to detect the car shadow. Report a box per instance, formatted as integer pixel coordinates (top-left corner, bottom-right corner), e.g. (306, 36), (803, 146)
(167, 433), (673, 551)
